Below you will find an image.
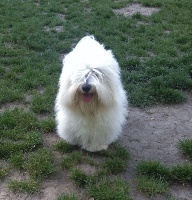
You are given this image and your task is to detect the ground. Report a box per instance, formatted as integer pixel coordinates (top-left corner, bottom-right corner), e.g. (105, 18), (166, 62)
(0, 1), (192, 200)
(113, 3), (160, 16)
(120, 93), (192, 200)
(1, 94), (192, 200)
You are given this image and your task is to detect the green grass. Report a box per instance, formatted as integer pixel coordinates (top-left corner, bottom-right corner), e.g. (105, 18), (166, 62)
(58, 142), (130, 175)
(0, 131), (42, 158)
(58, 142), (130, 194)
(0, 109), (42, 158)
(61, 151), (84, 169)
(170, 164), (192, 183)
(0, 109), (40, 132)
(70, 168), (92, 187)
(136, 176), (169, 196)
(9, 153), (25, 170)
(1, 0), (192, 109)
(25, 148), (55, 180)
(41, 117), (56, 133)
(136, 160), (192, 183)
(31, 93), (55, 114)
(57, 194), (79, 200)
(8, 180), (39, 193)
(136, 160), (170, 180)
(179, 139), (192, 159)
(103, 157), (127, 174)
(61, 156), (74, 170)
(0, 167), (8, 180)
(98, 143), (130, 161)
(87, 177), (132, 200)
(55, 141), (78, 153)
(0, 131), (43, 158)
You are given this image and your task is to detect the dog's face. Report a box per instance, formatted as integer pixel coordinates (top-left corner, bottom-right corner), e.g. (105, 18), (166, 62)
(78, 68), (101, 103)
(62, 66), (118, 111)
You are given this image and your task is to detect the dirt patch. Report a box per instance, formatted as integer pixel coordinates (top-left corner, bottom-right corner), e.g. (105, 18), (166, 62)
(120, 93), (192, 199)
(113, 3), (160, 17)
(56, 13), (66, 21)
(0, 102), (29, 114)
(77, 163), (97, 175)
(0, 170), (31, 200)
(0, 171), (81, 200)
(44, 26), (64, 33)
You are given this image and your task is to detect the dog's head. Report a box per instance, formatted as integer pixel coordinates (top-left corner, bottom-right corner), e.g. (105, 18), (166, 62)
(72, 67), (116, 105)
(59, 64), (120, 114)
(57, 36), (122, 115)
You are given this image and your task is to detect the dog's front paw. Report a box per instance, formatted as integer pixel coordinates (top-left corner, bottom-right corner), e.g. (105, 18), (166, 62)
(83, 144), (108, 152)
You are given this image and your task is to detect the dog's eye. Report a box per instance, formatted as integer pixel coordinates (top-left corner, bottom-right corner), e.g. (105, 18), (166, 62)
(85, 73), (89, 79)
(94, 72), (99, 77)
(92, 69), (102, 78)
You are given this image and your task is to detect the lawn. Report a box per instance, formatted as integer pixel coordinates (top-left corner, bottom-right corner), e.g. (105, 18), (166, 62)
(0, 0), (192, 199)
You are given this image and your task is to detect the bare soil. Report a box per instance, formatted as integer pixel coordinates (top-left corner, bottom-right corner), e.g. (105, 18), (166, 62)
(120, 93), (192, 200)
(113, 3), (160, 17)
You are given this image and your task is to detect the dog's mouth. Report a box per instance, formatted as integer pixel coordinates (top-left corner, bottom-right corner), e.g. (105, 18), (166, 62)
(82, 93), (93, 102)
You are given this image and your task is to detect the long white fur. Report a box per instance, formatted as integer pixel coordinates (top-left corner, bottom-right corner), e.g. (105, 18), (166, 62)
(55, 36), (128, 152)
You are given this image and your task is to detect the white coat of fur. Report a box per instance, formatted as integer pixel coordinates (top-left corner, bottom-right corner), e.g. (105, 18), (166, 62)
(55, 36), (128, 152)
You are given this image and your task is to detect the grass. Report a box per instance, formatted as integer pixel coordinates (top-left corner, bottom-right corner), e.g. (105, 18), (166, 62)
(31, 93), (54, 114)
(170, 164), (192, 183)
(0, 131), (43, 158)
(0, 109), (43, 158)
(0, 0), (192, 199)
(41, 117), (56, 133)
(0, 167), (8, 180)
(0, 109), (40, 132)
(57, 194), (79, 200)
(61, 151), (84, 169)
(70, 168), (92, 187)
(25, 148), (56, 180)
(136, 160), (170, 180)
(8, 180), (39, 193)
(103, 157), (127, 174)
(55, 140), (78, 153)
(1, 132), (42, 157)
(58, 141), (130, 186)
(9, 148), (56, 180)
(0, 0), (192, 109)
(179, 139), (192, 159)
(9, 153), (25, 170)
(136, 152), (192, 195)
(136, 176), (169, 196)
(98, 143), (130, 161)
(58, 141), (130, 173)
(87, 177), (132, 200)
(61, 156), (74, 170)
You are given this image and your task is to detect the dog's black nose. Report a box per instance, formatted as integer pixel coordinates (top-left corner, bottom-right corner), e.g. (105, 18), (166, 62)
(82, 84), (92, 93)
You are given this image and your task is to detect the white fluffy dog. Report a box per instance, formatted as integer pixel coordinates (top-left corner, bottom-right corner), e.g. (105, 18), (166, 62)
(55, 36), (128, 152)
